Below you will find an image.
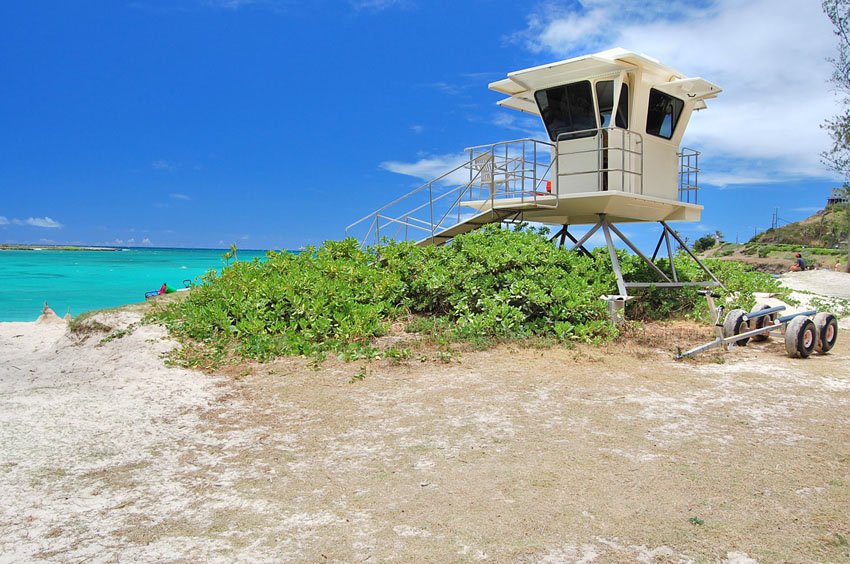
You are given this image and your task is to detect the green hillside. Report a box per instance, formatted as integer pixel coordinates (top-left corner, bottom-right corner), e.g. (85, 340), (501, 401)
(694, 205), (849, 273)
(751, 206), (849, 248)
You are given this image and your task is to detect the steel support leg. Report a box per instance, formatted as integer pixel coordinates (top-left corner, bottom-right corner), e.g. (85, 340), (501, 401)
(549, 225), (566, 245)
(663, 227), (678, 282)
(563, 228), (592, 256)
(568, 221), (602, 253)
(661, 222), (726, 289)
(600, 216), (628, 296)
(651, 229), (666, 261)
(608, 223), (672, 283)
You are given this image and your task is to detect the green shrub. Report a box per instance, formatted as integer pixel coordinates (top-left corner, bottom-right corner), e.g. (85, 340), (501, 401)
(149, 225), (787, 365)
(693, 235), (717, 253)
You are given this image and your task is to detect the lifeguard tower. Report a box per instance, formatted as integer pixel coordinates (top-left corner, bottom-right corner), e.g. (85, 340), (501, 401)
(346, 48), (724, 300)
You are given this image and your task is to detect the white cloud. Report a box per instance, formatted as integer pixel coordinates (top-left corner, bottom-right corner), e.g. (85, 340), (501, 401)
(114, 239), (124, 245)
(0, 216), (8, 225)
(170, 193), (191, 201)
(686, 223), (717, 234)
(701, 168), (787, 189)
(15, 217), (63, 228)
(791, 206), (822, 213)
(203, 0), (257, 8)
(350, 0), (408, 12)
(492, 112), (547, 137)
(514, 0), (838, 185)
(380, 153), (471, 185)
(426, 81), (468, 96)
(410, 124), (425, 134)
(152, 159), (175, 171)
(142, 238), (152, 245)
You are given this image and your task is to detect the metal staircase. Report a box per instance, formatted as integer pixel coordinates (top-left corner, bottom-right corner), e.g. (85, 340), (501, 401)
(345, 139), (556, 248)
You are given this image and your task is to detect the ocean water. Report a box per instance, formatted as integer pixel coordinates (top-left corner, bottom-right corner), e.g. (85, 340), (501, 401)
(0, 247), (268, 322)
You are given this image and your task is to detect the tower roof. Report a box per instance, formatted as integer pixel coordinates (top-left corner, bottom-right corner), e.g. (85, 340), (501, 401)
(490, 48), (721, 116)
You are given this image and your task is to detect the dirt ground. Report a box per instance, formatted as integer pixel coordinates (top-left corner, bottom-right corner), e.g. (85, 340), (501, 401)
(1, 302), (850, 561)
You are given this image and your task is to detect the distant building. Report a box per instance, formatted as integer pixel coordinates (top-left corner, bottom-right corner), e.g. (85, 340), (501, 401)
(827, 187), (848, 207)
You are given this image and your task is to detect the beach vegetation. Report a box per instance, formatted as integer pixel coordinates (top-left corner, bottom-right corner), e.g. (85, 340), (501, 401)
(692, 235), (717, 253)
(99, 324), (138, 344)
(148, 225), (787, 367)
(821, 0), (850, 271)
(222, 243), (240, 265)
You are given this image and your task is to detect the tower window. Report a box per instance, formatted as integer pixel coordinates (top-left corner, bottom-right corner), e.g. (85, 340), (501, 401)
(596, 81), (629, 129)
(535, 80), (597, 141)
(646, 88), (684, 140)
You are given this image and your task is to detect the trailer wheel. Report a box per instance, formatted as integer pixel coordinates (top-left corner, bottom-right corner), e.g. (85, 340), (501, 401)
(723, 309), (750, 346)
(749, 303), (775, 342)
(785, 316), (816, 358)
(813, 312), (839, 353)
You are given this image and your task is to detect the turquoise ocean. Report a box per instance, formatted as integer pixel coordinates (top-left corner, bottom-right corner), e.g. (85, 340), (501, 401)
(0, 247), (268, 322)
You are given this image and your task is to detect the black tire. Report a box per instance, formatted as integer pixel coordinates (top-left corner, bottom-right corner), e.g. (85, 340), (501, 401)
(749, 303), (775, 342)
(785, 316), (817, 358)
(723, 309), (749, 346)
(813, 312), (839, 353)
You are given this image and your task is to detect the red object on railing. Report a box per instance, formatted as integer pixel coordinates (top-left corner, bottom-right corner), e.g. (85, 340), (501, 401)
(546, 181), (552, 193)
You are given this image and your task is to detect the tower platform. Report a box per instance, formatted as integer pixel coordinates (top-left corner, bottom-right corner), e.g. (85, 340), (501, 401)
(460, 190), (702, 226)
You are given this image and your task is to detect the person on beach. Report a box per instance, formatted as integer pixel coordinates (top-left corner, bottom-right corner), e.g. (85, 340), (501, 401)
(790, 252), (806, 272)
(158, 282), (177, 294)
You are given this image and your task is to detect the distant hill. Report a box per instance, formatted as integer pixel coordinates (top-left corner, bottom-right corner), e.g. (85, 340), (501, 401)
(751, 206), (849, 248)
(695, 205), (848, 273)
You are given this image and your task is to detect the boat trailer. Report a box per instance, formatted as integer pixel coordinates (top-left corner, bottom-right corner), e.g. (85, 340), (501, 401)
(676, 293), (839, 360)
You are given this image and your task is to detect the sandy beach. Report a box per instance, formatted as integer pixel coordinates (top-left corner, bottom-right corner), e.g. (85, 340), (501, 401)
(1, 273), (849, 561)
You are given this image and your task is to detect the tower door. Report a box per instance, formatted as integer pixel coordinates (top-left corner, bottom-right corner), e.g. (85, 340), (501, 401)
(595, 80), (630, 192)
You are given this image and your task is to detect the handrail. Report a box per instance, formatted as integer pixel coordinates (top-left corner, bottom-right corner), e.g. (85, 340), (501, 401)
(555, 127), (644, 195)
(346, 138), (557, 248)
(678, 147), (700, 204)
(465, 137), (555, 152)
(345, 158), (473, 234)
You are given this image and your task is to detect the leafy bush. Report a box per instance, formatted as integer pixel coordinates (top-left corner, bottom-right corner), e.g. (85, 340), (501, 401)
(693, 235), (717, 253)
(150, 225), (786, 365)
(152, 239), (406, 361)
(715, 244), (736, 257)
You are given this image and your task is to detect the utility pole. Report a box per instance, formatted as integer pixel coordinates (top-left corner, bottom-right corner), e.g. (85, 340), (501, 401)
(771, 208), (778, 230)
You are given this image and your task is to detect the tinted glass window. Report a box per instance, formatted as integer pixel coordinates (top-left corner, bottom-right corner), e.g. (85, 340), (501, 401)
(535, 81), (596, 141)
(596, 81), (629, 129)
(646, 88), (684, 139)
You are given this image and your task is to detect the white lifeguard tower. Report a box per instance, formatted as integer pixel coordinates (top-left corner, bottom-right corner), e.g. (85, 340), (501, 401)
(347, 48), (725, 298)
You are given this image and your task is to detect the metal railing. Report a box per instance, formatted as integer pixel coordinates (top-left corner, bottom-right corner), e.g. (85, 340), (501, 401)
(554, 128), (644, 194)
(678, 147), (700, 203)
(346, 133), (703, 248)
(345, 138), (555, 248)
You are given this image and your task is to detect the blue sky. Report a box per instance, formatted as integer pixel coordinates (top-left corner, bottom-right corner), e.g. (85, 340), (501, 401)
(0, 0), (840, 250)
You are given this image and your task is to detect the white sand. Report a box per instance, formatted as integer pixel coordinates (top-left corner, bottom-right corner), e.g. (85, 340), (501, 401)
(778, 270), (850, 329)
(0, 311), (220, 561)
(1, 276), (849, 561)
(779, 270), (850, 299)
